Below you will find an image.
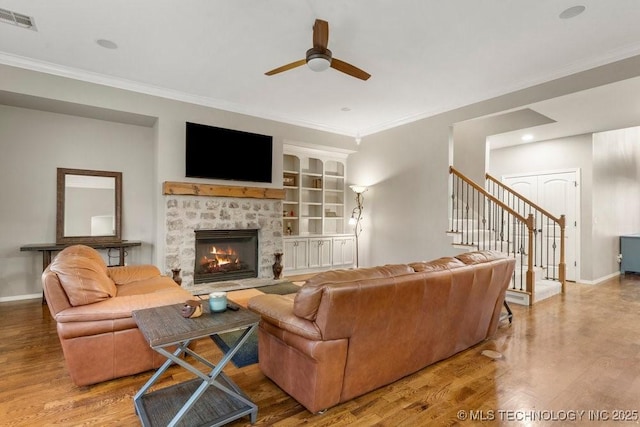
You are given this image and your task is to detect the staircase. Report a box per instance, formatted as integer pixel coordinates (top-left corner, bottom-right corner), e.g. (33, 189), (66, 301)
(449, 166), (566, 305)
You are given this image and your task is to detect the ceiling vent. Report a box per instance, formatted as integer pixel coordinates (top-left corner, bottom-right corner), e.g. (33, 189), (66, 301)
(0, 8), (36, 30)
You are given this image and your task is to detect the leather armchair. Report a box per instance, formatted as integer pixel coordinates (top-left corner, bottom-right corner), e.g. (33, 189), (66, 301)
(42, 245), (194, 386)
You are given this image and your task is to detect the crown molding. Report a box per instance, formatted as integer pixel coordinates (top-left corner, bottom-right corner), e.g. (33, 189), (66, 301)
(0, 52), (353, 136)
(3, 42), (640, 140)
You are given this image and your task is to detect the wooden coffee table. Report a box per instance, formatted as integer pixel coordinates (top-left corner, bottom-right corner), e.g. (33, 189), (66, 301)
(132, 303), (259, 427)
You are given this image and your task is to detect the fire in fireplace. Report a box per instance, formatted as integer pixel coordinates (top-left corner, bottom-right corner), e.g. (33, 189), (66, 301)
(194, 229), (258, 284)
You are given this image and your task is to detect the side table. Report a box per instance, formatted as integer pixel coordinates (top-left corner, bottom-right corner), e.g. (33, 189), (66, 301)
(132, 303), (259, 427)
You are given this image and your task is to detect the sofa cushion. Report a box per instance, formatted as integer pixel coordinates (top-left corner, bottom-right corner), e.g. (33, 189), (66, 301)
(108, 265), (162, 285)
(455, 250), (508, 265)
(50, 252), (117, 306)
(409, 257), (466, 272)
(294, 264), (414, 321)
(58, 244), (108, 272)
(116, 275), (183, 297)
(54, 284), (193, 325)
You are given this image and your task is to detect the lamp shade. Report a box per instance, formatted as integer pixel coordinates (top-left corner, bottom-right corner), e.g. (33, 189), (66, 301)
(349, 185), (367, 194)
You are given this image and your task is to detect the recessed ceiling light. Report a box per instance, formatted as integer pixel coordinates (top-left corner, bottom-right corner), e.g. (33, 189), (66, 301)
(559, 5), (586, 19)
(341, 107), (351, 112)
(96, 39), (118, 49)
(521, 134), (534, 142)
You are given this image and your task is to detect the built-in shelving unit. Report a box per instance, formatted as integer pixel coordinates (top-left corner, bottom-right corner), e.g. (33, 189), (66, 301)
(282, 144), (355, 274)
(282, 147), (347, 236)
(282, 154), (300, 236)
(323, 160), (345, 235)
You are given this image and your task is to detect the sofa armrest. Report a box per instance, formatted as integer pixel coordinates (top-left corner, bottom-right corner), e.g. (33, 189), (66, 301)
(248, 294), (322, 341)
(108, 265), (162, 285)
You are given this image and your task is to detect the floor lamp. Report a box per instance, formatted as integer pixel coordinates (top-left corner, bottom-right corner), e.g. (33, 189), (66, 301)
(348, 185), (367, 268)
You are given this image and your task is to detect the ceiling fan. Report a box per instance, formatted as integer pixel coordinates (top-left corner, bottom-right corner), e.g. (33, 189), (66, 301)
(265, 19), (371, 81)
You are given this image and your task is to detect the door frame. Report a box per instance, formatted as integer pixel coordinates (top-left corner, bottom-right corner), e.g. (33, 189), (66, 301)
(501, 168), (581, 283)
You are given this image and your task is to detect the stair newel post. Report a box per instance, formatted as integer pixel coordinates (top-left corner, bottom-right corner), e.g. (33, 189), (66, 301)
(526, 213), (536, 306)
(558, 214), (567, 293)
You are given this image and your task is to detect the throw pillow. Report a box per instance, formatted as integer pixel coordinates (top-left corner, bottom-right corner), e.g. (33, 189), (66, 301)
(50, 253), (117, 306)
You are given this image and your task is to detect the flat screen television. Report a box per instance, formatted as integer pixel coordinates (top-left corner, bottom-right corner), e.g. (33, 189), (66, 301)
(185, 122), (273, 183)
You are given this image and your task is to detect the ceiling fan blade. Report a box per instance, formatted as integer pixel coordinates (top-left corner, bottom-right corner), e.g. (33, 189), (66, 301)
(330, 58), (371, 81)
(313, 19), (329, 50)
(265, 59), (307, 76)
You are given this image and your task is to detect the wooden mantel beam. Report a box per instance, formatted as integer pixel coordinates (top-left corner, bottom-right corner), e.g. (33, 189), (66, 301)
(162, 181), (285, 200)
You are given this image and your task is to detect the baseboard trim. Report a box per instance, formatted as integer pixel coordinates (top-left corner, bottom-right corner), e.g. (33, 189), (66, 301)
(579, 271), (620, 285)
(0, 293), (42, 303)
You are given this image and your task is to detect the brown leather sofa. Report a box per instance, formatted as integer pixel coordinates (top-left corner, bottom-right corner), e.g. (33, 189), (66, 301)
(42, 244), (194, 386)
(248, 250), (515, 413)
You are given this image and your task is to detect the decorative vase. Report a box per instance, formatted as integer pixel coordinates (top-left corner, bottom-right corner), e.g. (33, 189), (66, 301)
(171, 268), (183, 286)
(272, 253), (283, 279)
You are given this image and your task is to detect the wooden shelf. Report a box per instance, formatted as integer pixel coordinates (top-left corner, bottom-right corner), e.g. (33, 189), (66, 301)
(283, 149), (346, 236)
(163, 182), (285, 199)
(135, 377), (254, 426)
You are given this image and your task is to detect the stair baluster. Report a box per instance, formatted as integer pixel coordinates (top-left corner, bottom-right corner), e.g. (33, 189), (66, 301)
(450, 166), (567, 305)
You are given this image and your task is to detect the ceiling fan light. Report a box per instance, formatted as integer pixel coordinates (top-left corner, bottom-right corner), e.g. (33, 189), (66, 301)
(306, 49), (332, 72)
(307, 56), (330, 72)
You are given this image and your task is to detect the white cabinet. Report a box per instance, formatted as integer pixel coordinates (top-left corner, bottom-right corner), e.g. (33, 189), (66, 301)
(283, 238), (308, 271)
(309, 237), (333, 269)
(332, 236), (355, 266)
(284, 234), (354, 274)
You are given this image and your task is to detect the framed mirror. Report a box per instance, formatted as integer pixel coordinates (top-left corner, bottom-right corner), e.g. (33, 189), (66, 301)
(56, 168), (122, 244)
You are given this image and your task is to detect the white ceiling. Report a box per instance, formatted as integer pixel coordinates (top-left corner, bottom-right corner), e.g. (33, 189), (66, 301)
(488, 75), (640, 148)
(2, 0), (640, 142)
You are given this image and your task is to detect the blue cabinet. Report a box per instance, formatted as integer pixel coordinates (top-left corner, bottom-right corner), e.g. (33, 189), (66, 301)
(620, 234), (640, 274)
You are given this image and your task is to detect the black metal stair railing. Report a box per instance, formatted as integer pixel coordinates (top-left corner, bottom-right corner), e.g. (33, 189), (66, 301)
(449, 166), (536, 303)
(484, 173), (566, 292)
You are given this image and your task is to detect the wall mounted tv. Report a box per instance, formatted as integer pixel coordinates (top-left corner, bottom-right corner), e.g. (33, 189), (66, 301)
(185, 122), (273, 183)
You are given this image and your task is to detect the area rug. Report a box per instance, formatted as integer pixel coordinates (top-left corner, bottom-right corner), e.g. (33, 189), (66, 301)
(211, 282), (301, 367)
(211, 330), (259, 368)
(253, 281), (301, 295)
(188, 278), (291, 296)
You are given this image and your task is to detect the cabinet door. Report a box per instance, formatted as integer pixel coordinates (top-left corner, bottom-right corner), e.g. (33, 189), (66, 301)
(284, 239), (309, 271)
(309, 238), (332, 268)
(340, 237), (355, 266)
(283, 240), (297, 271)
(332, 237), (355, 266)
(293, 239), (309, 270)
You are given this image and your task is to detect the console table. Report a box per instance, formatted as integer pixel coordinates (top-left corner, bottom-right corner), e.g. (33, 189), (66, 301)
(132, 303), (259, 426)
(20, 240), (142, 270)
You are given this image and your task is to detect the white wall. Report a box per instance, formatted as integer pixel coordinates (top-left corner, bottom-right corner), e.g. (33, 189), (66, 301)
(0, 64), (355, 299)
(348, 117), (458, 267)
(0, 105), (155, 299)
(592, 127), (640, 280)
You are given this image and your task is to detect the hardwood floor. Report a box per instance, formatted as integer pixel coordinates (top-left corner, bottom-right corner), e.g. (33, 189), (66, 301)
(2, 275), (640, 426)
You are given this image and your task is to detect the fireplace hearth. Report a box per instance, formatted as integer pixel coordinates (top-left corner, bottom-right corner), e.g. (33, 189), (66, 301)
(194, 229), (258, 284)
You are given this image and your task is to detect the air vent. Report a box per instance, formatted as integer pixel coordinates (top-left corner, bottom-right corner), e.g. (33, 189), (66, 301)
(0, 8), (36, 30)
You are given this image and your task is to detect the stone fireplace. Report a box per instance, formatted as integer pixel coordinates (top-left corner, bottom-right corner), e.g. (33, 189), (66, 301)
(163, 186), (283, 288)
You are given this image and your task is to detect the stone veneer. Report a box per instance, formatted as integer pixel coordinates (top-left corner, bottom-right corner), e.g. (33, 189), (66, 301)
(164, 195), (283, 288)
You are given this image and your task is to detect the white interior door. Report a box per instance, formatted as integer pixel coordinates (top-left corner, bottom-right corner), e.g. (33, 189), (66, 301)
(503, 170), (579, 281)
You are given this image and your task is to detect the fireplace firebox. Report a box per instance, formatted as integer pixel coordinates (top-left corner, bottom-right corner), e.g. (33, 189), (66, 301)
(193, 229), (258, 284)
